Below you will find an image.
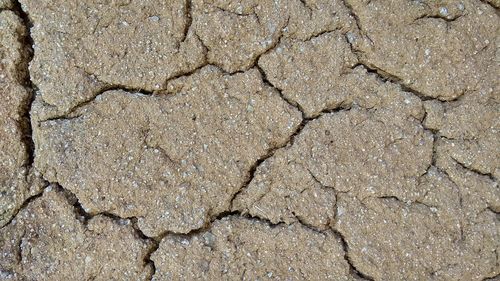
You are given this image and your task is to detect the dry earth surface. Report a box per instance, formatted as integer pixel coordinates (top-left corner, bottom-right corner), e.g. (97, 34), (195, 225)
(0, 0), (499, 280)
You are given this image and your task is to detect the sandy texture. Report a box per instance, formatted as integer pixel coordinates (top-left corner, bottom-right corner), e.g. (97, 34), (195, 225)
(34, 67), (301, 236)
(152, 216), (351, 280)
(0, 10), (43, 227)
(347, 0), (498, 100)
(0, 0), (499, 280)
(0, 0), (13, 9)
(337, 167), (498, 280)
(233, 66), (434, 228)
(0, 187), (153, 280)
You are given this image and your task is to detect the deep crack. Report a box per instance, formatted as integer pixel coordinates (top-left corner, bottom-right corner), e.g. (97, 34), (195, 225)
(50, 183), (160, 280)
(332, 228), (375, 281)
(180, 0), (193, 43)
(2, 0), (498, 279)
(11, 0), (36, 169)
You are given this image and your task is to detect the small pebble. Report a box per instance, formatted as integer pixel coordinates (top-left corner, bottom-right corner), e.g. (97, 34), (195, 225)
(149, 16), (160, 22)
(439, 7), (449, 17)
(346, 32), (357, 44)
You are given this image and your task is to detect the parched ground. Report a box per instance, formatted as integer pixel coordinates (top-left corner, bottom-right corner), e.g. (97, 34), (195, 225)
(0, 0), (499, 280)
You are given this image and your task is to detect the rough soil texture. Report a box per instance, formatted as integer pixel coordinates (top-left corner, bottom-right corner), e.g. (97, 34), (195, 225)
(0, 0), (498, 280)
(0, 7), (44, 228)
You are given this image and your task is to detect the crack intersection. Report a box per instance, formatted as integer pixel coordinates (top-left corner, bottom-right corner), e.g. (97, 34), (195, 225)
(2, 0), (498, 280)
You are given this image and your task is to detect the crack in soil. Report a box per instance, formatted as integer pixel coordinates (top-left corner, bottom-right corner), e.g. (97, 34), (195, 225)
(11, 0), (36, 169)
(5, 0), (498, 280)
(0, 0), (50, 230)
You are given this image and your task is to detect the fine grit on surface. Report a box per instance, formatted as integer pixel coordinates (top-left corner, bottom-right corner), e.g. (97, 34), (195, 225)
(0, 0), (499, 280)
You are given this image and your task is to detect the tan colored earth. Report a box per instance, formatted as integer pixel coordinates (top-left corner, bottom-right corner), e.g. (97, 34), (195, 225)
(0, 0), (498, 280)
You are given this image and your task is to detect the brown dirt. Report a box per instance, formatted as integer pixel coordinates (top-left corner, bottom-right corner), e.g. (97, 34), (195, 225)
(0, 0), (498, 280)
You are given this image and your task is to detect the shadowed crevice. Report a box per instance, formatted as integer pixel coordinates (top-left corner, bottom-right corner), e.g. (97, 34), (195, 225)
(11, 0), (36, 169)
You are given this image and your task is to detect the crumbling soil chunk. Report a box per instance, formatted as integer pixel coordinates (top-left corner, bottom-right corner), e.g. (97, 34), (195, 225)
(0, 10), (43, 227)
(152, 216), (352, 280)
(234, 67), (433, 229)
(336, 167), (499, 280)
(0, 187), (153, 280)
(34, 67), (301, 236)
(1, 0), (498, 279)
(347, 0), (498, 100)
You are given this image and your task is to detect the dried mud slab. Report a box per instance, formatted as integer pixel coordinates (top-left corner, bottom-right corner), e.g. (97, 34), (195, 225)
(3, 0), (499, 279)
(0, 187), (153, 280)
(22, 0), (357, 119)
(424, 88), (500, 179)
(347, 0), (498, 100)
(151, 216), (352, 280)
(19, 0), (206, 116)
(0, 11), (43, 227)
(192, 0), (353, 73)
(234, 67), (433, 229)
(258, 31), (359, 117)
(434, 138), (499, 214)
(336, 165), (499, 280)
(34, 67), (301, 236)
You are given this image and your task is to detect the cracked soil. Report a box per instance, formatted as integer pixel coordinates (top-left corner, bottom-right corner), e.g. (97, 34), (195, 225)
(0, 0), (499, 280)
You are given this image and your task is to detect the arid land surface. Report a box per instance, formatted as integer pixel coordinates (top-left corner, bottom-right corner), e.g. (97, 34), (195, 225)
(0, 0), (499, 280)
